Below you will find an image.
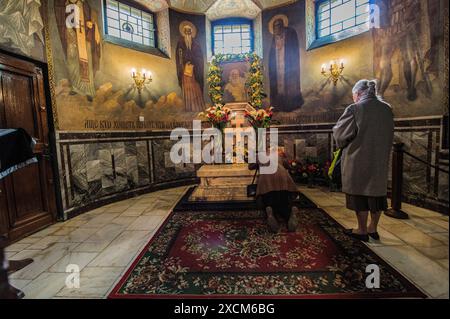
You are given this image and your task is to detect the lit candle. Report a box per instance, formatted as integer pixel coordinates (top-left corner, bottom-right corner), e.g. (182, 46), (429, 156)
(340, 60), (344, 68)
(131, 68), (136, 78)
(142, 69), (147, 78)
(321, 64), (326, 73)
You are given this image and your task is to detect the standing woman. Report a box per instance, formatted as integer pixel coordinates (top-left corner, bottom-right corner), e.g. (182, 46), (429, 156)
(333, 80), (394, 242)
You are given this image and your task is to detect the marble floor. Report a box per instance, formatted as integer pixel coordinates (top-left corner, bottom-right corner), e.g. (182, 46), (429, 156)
(4, 186), (449, 299)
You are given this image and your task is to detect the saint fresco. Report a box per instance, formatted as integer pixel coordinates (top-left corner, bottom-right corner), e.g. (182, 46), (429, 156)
(176, 20), (206, 112)
(268, 14), (303, 112)
(54, 0), (101, 101)
(374, 0), (436, 101)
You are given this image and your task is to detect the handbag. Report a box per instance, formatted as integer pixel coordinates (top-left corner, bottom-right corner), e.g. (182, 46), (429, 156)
(247, 168), (259, 197)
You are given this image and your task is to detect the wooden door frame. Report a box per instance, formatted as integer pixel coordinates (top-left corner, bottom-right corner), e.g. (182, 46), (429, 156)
(0, 50), (63, 238)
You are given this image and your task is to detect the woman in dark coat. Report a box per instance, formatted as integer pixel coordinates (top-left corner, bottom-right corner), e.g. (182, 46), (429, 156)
(249, 150), (300, 233)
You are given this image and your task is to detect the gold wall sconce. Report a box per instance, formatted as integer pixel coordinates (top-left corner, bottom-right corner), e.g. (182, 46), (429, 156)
(321, 60), (345, 86)
(131, 68), (152, 93)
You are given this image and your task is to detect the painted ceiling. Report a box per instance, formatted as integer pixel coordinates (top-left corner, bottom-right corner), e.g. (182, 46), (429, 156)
(136, 0), (297, 19)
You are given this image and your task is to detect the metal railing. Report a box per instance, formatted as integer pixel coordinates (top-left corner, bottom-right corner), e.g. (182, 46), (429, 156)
(386, 143), (449, 219)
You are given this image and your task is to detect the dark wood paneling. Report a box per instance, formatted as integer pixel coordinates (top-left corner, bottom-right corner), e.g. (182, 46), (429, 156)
(0, 52), (56, 244)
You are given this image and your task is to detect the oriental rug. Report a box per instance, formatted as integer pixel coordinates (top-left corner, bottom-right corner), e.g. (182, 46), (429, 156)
(173, 186), (317, 212)
(109, 205), (426, 299)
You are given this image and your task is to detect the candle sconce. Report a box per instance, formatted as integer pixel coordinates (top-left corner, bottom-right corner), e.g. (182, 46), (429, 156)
(131, 68), (152, 93)
(321, 60), (345, 86)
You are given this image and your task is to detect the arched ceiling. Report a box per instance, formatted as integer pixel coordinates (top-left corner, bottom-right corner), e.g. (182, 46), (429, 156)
(136, 0), (298, 20)
(206, 0), (261, 20)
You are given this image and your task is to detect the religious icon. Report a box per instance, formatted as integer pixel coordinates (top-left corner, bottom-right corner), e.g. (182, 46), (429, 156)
(223, 66), (248, 103)
(176, 20), (205, 112)
(54, 0), (101, 102)
(375, 0), (436, 101)
(268, 14), (303, 112)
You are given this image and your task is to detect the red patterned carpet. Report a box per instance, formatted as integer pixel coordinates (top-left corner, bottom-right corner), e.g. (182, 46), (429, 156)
(109, 207), (426, 299)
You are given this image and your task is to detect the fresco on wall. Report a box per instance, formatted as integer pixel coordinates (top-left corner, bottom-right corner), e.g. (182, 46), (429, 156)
(262, 1), (305, 117)
(48, 1), (192, 131)
(46, 0), (445, 131)
(263, 0), (445, 124)
(372, 0), (443, 117)
(268, 14), (303, 112)
(176, 20), (206, 112)
(54, 0), (101, 101)
(171, 10), (208, 112)
(0, 0), (46, 62)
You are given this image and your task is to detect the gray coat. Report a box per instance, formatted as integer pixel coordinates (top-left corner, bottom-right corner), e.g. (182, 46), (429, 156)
(333, 97), (394, 197)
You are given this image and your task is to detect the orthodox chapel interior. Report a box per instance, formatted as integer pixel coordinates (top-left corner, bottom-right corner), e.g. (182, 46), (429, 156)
(0, 0), (448, 300)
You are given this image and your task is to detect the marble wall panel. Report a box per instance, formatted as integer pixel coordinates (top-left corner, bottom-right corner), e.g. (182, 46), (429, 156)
(86, 144), (99, 162)
(153, 139), (196, 183)
(112, 144), (128, 192)
(99, 149), (114, 190)
(56, 122), (448, 217)
(126, 155), (139, 187)
(136, 141), (150, 186)
(69, 144), (88, 207)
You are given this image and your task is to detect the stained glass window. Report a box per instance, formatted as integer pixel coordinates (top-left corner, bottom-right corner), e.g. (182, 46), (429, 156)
(104, 0), (156, 47)
(316, 0), (370, 39)
(212, 19), (253, 55)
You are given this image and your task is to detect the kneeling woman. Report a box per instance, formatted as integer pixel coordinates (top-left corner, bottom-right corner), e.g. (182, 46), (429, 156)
(249, 150), (300, 233)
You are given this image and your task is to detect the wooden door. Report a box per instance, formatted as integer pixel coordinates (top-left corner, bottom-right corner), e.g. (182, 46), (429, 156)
(0, 53), (56, 243)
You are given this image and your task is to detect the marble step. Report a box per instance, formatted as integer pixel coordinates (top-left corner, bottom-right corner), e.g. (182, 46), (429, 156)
(190, 185), (252, 202)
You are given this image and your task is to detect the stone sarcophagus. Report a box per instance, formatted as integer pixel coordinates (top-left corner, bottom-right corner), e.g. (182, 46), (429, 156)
(190, 164), (256, 202)
(190, 102), (257, 202)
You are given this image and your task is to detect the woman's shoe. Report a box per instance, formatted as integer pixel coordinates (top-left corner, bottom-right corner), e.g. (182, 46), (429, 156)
(368, 232), (380, 240)
(266, 207), (280, 233)
(344, 229), (369, 242)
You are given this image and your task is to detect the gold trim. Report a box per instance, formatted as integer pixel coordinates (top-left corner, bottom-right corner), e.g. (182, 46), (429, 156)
(43, 0), (59, 130)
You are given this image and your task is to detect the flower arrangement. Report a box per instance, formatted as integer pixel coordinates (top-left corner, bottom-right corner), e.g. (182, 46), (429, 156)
(207, 52), (266, 108)
(207, 59), (223, 105)
(198, 104), (231, 131)
(245, 107), (274, 129)
(306, 163), (319, 175)
(287, 158), (331, 187)
(245, 53), (266, 108)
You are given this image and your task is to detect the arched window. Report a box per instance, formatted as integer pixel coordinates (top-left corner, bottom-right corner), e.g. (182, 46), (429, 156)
(316, 0), (370, 40)
(212, 18), (254, 55)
